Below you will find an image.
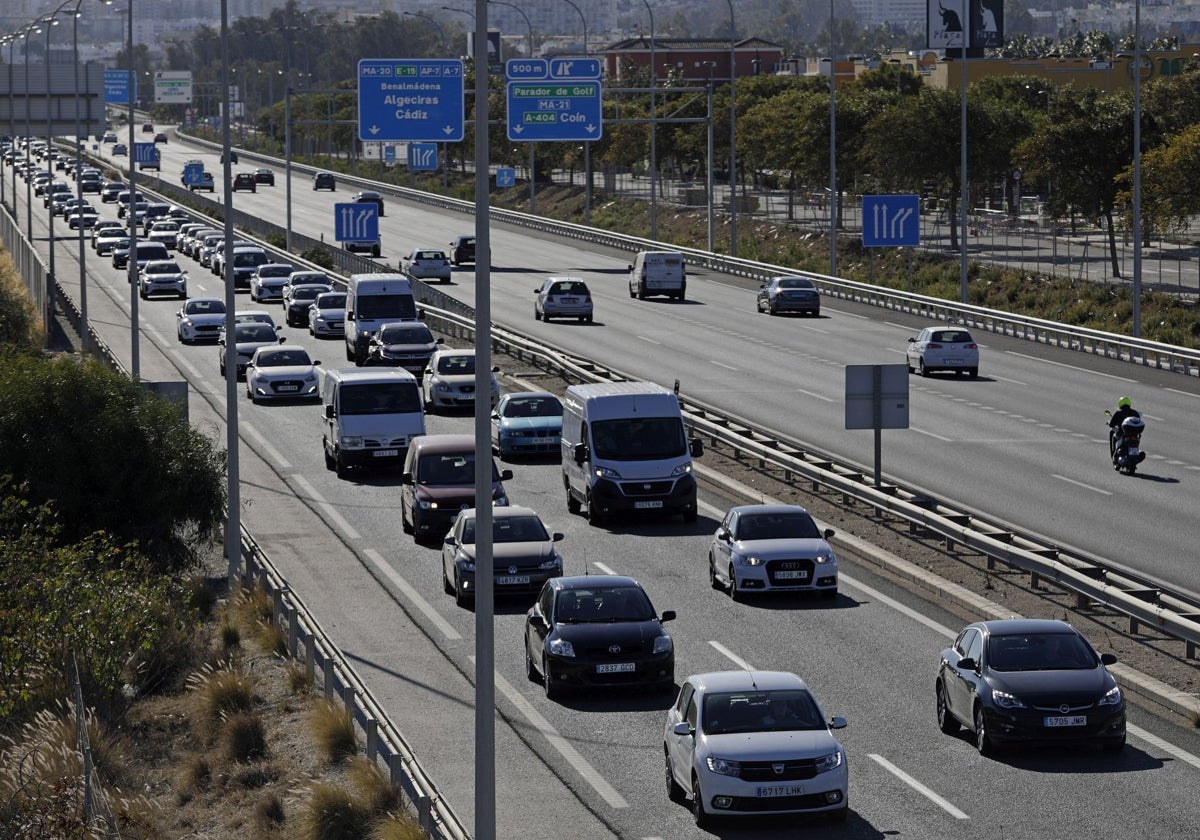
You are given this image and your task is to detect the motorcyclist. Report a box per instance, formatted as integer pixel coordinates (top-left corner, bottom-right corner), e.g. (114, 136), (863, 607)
(1108, 396), (1140, 456)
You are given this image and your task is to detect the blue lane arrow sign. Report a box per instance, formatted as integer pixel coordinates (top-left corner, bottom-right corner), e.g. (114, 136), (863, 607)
(407, 142), (438, 170)
(133, 142), (158, 165)
(496, 167), (515, 188)
(358, 59), (464, 143)
(862, 194), (920, 247)
(183, 162), (205, 186)
(334, 203), (379, 243)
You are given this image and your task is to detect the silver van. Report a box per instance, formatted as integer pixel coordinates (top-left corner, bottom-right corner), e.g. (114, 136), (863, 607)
(321, 367), (425, 479)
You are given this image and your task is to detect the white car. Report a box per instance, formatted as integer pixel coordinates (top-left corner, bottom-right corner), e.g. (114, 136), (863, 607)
(401, 248), (452, 283)
(708, 504), (839, 600)
(176, 297), (227, 343)
(534, 277), (593, 323)
(67, 207), (100, 229)
(94, 228), (126, 256)
(218, 321), (284, 379)
(905, 326), (980, 377)
(91, 220), (124, 247)
(664, 670), (849, 827)
(138, 260), (188, 300)
(146, 220), (181, 248)
(308, 291), (346, 337)
(249, 263), (296, 302)
(245, 345), (321, 403)
(422, 348), (499, 414)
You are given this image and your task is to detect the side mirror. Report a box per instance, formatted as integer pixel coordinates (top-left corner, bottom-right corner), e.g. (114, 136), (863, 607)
(717, 529), (730, 542)
(672, 721), (692, 737)
(400, 473), (413, 486)
(828, 716), (848, 730)
(346, 310), (355, 319)
(277, 337), (286, 344)
(491, 365), (500, 373)
(1101, 653), (1118, 665)
(443, 534), (455, 545)
(528, 613), (547, 630)
(660, 610), (677, 623)
(957, 657), (978, 672)
(311, 360), (321, 366)
(907, 336), (916, 343)
(627, 264), (634, 271)
(823, 528), (836, 540)
(573, 443), (588, 465)
(324, 405), (335, 419)
(690, 438), (704, 458)
(490, 411), (500, 420)
(500, 469), (514, 481)
(551, 532), (564, 542)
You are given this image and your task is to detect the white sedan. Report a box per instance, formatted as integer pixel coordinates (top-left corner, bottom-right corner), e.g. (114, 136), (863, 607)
(175, 297), (227, 343)
(422, 348), (499, 414)
(664, 670), (849, 827)
(708, 504), (838, 600)
(906, 326), (980, 377)
(245, 345), (321, 403)
(401, 248), (452, 283)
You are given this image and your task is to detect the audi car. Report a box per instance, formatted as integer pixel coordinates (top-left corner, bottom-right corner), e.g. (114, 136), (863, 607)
(708, 504), (839, 600)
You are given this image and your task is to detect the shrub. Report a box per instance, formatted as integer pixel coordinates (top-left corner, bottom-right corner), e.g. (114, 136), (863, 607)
(254, 791), (286, 831)
(0, 250), (41, 352)
(309, 699), (357, 764)
(301, 783), (370, 840)
(301, 246), (335, 271)
(189, 663), (257, 732)
(222, 710), (268, 762)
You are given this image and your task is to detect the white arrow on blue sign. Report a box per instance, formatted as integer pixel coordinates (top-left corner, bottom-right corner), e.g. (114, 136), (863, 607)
(335, 203), (379, 243)
(862, 195), (920, 247)
(505, 58), (602, 143)
(133, 143), (159, 165)
(407, 143), (438, 170)
(358, 59), (464, 143)
(183, 162), (205, 186)
(495, 167), (515, 188)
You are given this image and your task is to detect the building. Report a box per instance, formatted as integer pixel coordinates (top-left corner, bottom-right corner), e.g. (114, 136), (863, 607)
(603, 36), (785, 83)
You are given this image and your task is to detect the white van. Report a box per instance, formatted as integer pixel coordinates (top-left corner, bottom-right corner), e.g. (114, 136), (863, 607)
(321, 367), (425, 479)
(628, 250), (686, 301)
(345, 273), (418, 366)
(561, 381), (703, 525)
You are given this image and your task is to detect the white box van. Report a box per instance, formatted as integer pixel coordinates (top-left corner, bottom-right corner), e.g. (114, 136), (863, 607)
(321, 367), (425, 479)
(345, 273), (418, 366)
(628, 250), (686, 301)
(561, 381), (703, 525)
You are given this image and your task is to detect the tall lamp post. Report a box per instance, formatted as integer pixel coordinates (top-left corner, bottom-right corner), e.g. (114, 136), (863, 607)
(705, 60), (716, 252)
(640, 0), (657, 240)
(828, 1), (836, 277)
(23, 23), (39, 241)
(43, 2), (76, 334)
(724, 0), (737, 256)
(123, 0), (140, 378)
(560, 0), (590, 223)
(488, 1), (536, 206)
(72, 0), (104, 354)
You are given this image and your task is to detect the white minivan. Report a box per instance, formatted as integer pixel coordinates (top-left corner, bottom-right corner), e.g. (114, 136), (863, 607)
(561, 381), (703, 525)
(628, 250), (686, 301)
(344, 273), (419, 366)
(321, 367), (425, 479)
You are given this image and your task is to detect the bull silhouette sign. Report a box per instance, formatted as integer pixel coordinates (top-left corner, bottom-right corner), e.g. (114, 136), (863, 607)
(927, 0), (1003, 50)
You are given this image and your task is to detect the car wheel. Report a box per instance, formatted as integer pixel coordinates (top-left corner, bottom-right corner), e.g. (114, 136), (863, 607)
(628, 284), (637, 299)
(936, 682), (959, 735)
(335, 452), (348, 480)
(969, 367), (979, 378)
(691, 775), (711, 828)
(828, 806), (849, 822)
(585, 315), (593, 323)
(682, 507), (697, 524)
(906, 360), (914, 373)
(566, 487), (581, 515)
(821, 587), (838, 599)
(728, 566), (741, 601)
(974, 704), (994, 756)
(247, 389), (257, 404)
(1102, 733), (1126, 753)
(637, 284), (647, 300)
(768, 302), (778, 316)
(454, 573), (470, 609)
(585, 491), (602, 526)
(664, 748), (685, 803)
(219, 360), (226, 377)
(323, 443), (335, 472)
(708, 553), (721, 590)
(919, 358), (930, 377)
(542, 655), (560, 700)
(442, 562), (454, 595)
(534, 308), (541, 320)
(525, 642), (539, 682)
(401, 502), (413, 534)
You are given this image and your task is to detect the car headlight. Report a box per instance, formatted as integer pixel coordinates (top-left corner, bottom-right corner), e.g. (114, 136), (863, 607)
(339, 435), (364, 449)
(733, 553), (762, 567)
(435, 382), (451, 393)
(991, 689), (1026, 710)
(1097, 685), (1122, 707)
(670, 462), (692, 476)
(652, 635), (673, 655)
(814, 750), (844, 774)
(705, 756), (741, 777)
(494, 493), (509, 506)
(459, 559), (475, 572)
(814, 551), (836, 564)
(594, 465), (621, 479)
(548, 638), (575, 657)
(303, 372), (317, 383)
(416, 499), (433, 510)
(538, 554), (562, 571)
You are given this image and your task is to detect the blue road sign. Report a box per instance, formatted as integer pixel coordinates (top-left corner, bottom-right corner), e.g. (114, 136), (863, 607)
(358, 59), (464, 143)
(133, 143), (158, 165)
(505, 58), (602, 143)
(496, 167), (515, 188)
(183, 162), (205, 186)
(384, 144), (396, 164)
(407, 142), (438, 170)
(335, 203), (379, 243)
(104, 70), (134, 104)
(862, 194), (920, 247)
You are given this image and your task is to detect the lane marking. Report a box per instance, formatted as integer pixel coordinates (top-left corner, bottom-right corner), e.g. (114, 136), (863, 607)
(796, 388), (834, 402)
(592, 562), (618, 575)
(708, 641), (755, 671)
(868, 754), (970, 820)
(838, 573), (956, 639)
(488, 663), (630, 809)
(911, 427), (954, 442)
(1005, 351), (1137, 382)
(1164, 388), (1200, 401)
(637, 336), (662, 345)
(1128, 723), (1200, 771)
(363, 548), (461, 641)
(709, 361), (739, 371)
(291, 475), (361, 540)
(241, 420), (293, 469)
(1052, 474), (1112, 495)
(990, 374), (1028, 386)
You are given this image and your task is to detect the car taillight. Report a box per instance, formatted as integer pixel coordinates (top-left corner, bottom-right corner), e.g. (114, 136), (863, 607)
(584, 295), (591, 302)
(927, 342), (943, 349)
(965, 343), (977, 349)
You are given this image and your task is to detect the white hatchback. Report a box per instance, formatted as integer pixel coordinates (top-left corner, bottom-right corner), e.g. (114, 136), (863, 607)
(708, 504), (838, 600)
(906, 326), (980, 377)
(664, 670), (849, 827)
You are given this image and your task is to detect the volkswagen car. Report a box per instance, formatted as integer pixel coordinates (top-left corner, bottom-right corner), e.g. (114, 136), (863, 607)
(664, 670), (849, 826)
(490, 391), (563, 460)
(756, 275), (820, 316)
(244, 345), (321, 403)
(365, 321), (443, 376)
(936, 619), (1126, 755)
(525, 575), (675, 700)
(442, 506), (563, 608)
(906, 326), (980, 378)
(708, 504), (839, 600)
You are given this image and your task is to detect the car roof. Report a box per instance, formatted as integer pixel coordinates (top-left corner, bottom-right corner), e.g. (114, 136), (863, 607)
(971, 618), (1077, 635)
(502, 390), (558, 401)
(686, 670), (810, 693)
(456, 505), (539, 521)
(255, 343), (307, 355)
(551, 574), (640, 591)
(727, 503), (812, 517)
(434, 348), (473, 357)
(410, 433), (476, 454)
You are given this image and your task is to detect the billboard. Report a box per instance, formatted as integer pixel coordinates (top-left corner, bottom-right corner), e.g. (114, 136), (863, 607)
(154, 70), (193, 104)
(928, 0), (1003, 50)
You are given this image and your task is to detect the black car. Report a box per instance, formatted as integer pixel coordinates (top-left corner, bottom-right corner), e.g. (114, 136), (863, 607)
(153, 132), (168, 144)
(936, 619), (1126, 755)
(756, 275), (820, 316)
(352, 190), (384, 216)
(254, 168), (275, 186)
(220, 150), (239, 164)
(448, 234), (477, 266)
(313, 171), (336, 191)
(525, 575), (676, 700)
(365, 321), (443, 376)
(441, 506), (563, 608)
(232, 172), (257, 193)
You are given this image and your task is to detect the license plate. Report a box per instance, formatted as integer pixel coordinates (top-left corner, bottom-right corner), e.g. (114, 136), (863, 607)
(596, 662), (636, 673)
(373, 449), (398, 458)
(634, 500), (663, 509)
(276, 385), (299, 392)
(1044, 715), (1087, 727)
(496, 575), (530, 585)
(775, 570), (809, 580)
(944, 357), (963, 365)
(532, 437), (554, 445)
(560, 297), (577, 304)
(756, 784), (803, 797)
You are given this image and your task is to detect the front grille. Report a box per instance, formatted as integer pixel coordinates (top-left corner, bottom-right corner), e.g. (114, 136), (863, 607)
(739, 758), (820, 782)
(618, 480), (674, 498)
(726, 792), (832, 812)
(765, 558), (817, 586)
(579, 640), (651, 659)
(363, 436), (408, 449)
(268, 379), (305, 392)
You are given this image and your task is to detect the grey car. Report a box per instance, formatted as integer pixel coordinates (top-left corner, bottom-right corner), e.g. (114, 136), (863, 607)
(756, 275), (820, 316)
(534, 277), (593, 323)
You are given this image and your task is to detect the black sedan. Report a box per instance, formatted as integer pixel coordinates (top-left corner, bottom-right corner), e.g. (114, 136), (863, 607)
(935, 618), (1126, 756)
(756, 275), (820, 316)
(442, 506), (563, 609)
(525, 575), (676, 700)
(254, 167), (275, 186)
(352, 190), (384, 216)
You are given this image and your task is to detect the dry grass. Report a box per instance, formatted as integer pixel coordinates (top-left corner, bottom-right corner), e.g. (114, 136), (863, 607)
(309, 698), (358, 764)
(187, 662), (258, 736)
(221, 710), (268, 763)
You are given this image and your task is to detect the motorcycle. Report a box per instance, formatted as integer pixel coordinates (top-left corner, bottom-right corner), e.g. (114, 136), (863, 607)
(1104, 410), (1147, 475)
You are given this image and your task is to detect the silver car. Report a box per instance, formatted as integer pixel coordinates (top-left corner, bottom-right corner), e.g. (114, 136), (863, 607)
(308, 291), (347, 338)
(422, 348), (499, 414)
(401, 248), (452, 282)
(138, 260), (188, 300)
(534, 277), (593, 323)
(708, 504), (839, 600)
(906, 326), (980, 378)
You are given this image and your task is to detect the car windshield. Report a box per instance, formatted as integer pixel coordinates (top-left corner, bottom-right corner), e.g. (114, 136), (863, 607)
(931, 330), (973, 344)
(734, 511), (821, 541)
(233, 252), (269, 267)
(380, 325), (432, 344)
(317, 294), (346, 309)
(260, 266), (293, 277)
(357, 294), (416, 321)
(146, 263), (181, 275)
(436, 354), (475, 375)
(986, 632), (1098, 672)
(255, 349), (311, 368)
(702, 690), (824, 735)
(416, 453), (500, 484)
(186, 300), (224, 315)
(552, 585), (655, 623)
(502, 396), (562, 418)
(292, 286), (326, 301)
(235, 324), (278, 343)
(339, 383), (422, 415)
(590, 416), (687, 461)
(459, 514), (550, 545)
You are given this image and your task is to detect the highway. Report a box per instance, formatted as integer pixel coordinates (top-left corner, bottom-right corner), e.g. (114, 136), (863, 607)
(7, 133), (1200, 839)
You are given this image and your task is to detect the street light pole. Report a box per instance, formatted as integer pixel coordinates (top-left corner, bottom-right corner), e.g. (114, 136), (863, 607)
(23, 24), (37, 241)
(560, 0), (589, 223)
(488, 2), (536, 206)
(706, 61), (716, 252)
(828, 0), (837, 277)
(724, 0), (737, 256)
(641, 0), (657, 240)
(125, 0), (139, 378)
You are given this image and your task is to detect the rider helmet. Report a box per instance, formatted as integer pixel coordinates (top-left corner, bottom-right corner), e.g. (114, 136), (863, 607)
(1118, 396), (1131, 409)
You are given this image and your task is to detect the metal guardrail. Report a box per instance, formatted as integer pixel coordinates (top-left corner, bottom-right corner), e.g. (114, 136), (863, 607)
(421, 305), (1200, 662)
